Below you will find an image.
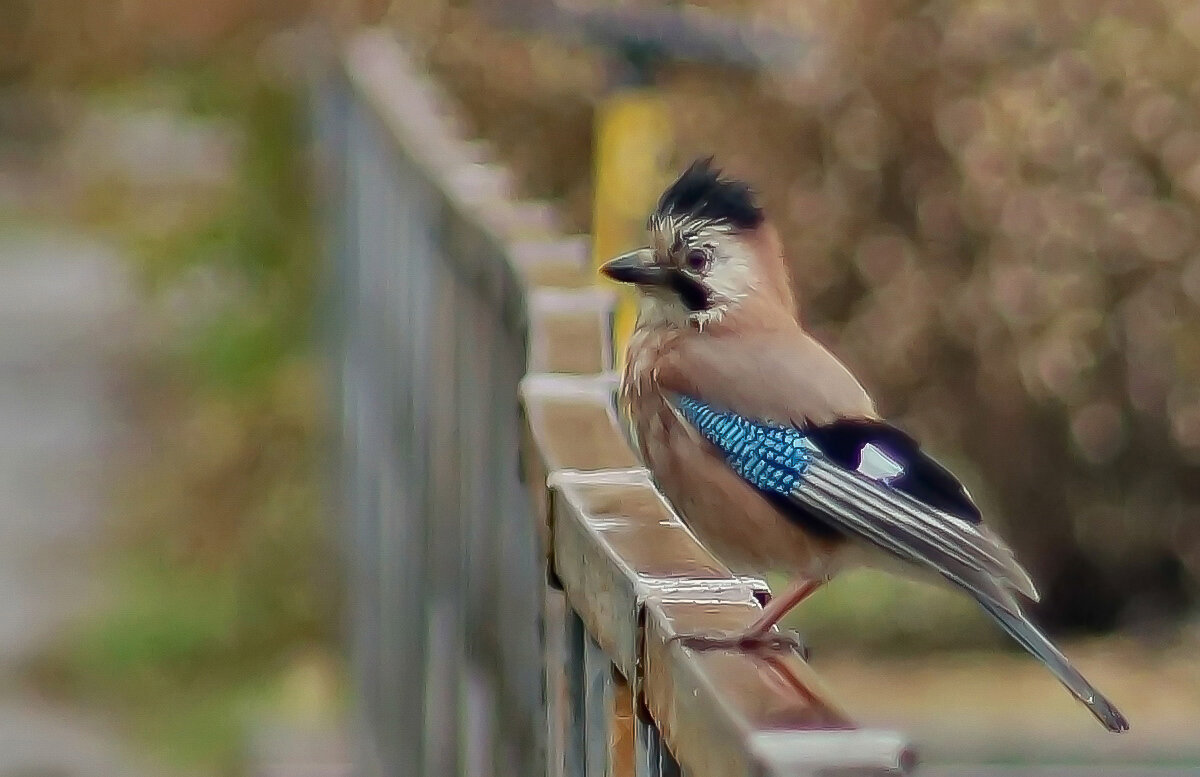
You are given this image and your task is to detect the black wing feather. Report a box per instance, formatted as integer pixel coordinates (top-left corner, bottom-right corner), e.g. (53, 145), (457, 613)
(805, 419), (982, 524)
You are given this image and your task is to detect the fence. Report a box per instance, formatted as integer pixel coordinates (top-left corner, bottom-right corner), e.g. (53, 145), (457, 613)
(321, 28), (915, 777)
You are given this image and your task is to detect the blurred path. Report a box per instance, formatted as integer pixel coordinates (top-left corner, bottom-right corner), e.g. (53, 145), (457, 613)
(0, 226), (148, 776)
(817, 647), (1200, 769)
(1, 79), (342, 774)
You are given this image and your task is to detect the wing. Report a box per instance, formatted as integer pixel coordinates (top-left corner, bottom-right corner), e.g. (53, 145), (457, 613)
(673, 395), (1038, 607)
(655, 330), (879, 427)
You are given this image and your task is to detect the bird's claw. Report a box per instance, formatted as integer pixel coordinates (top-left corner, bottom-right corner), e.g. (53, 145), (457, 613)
(670, 629), (810, 660)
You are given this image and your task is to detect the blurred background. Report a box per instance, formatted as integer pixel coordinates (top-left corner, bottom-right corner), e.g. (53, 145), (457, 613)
(3, 0), (1200, 774)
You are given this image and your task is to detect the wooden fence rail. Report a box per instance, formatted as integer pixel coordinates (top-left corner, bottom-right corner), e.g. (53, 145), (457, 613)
(321, 28), (915, 777)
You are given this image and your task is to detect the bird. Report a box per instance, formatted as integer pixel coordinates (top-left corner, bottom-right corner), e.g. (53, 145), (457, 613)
(599, 157), (1129, 733)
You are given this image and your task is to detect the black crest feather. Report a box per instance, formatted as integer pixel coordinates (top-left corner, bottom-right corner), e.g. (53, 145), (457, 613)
(656, 157), (763, 230)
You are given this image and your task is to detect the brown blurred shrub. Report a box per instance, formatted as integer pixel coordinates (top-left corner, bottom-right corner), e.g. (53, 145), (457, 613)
(405, 0), (1200, 634)
(397, 4), (606, 226)
(0, 0), (395, 84)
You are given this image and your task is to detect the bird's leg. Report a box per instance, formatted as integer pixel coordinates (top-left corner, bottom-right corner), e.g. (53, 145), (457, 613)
(672, 579), (824, 655)
(741, 578), (823, 638)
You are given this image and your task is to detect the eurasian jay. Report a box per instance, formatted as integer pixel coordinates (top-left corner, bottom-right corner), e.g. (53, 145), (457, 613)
(600, 158), (1128, 732)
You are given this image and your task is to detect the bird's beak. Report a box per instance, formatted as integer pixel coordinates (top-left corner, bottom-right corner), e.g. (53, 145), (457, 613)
(599, 248), (668, 287)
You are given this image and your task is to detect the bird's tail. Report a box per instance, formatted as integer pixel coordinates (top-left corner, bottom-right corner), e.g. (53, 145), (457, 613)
(978, 599), (1129, 732)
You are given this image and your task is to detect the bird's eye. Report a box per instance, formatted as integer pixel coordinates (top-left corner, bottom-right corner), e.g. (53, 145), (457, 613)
(685, 249), (708, 272)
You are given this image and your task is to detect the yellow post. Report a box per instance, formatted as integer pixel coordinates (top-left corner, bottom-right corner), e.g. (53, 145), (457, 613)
(592, 89), (673, 368)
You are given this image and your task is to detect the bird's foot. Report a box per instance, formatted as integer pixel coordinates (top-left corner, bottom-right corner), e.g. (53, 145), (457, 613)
(670, 629), (810, 659)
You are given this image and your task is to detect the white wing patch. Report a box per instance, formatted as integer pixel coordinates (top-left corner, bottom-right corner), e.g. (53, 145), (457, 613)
(857, 442), (904, 482)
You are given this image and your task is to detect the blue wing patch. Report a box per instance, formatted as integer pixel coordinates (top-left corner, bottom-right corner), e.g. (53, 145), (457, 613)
(675, 396), (981, 526)
(675, 396), (811, 495)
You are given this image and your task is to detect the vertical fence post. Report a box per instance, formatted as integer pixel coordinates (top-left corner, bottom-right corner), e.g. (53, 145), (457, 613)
(635, 715), (680, 777)
(584, 635), (634, 777)
(543, 561), (569, 777)
(564, 608), (589, 777)
(583, 635), (613, 777)
(377, 134), (408, 777)
(458, 274), (498, 776)
(424, 255), (463, 777)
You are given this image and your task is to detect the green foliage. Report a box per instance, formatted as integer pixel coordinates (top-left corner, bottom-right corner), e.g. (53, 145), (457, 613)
(779, 569), (1005, 656)
(41, 57), (337, 774)
(71, 559), (239, 682)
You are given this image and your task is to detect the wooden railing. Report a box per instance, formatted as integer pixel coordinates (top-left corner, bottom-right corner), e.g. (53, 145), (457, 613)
(321, 28), (915, 777)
